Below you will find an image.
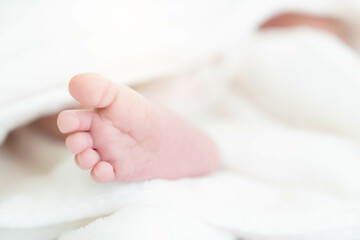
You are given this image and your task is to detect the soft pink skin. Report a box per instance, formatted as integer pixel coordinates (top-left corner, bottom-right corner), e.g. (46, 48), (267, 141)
(260, 13), (346, 42)
(57, 73), (220, 183)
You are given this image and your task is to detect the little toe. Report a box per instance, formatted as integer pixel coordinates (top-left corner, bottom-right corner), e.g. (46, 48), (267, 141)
(58, 110), (94, 134)
(66, 132), (93, 154)
(91, 161), (115, 183)
(75, 148), (100, 170)
(69, 73), (118, 108)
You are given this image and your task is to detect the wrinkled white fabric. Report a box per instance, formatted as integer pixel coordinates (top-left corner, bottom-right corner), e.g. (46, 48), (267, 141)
(1, 0), (360, 239)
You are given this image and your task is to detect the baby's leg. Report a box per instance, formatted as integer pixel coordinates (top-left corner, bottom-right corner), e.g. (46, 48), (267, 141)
(57, 73), (219, 183)
(260, 12), (346, 41)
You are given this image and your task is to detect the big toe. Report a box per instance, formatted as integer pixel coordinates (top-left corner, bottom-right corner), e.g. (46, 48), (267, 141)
(69, 73), (118, 108)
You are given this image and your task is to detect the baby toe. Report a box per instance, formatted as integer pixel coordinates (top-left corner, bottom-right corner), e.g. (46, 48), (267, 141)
(58, 110), (94, 134)
(75, 148), (100, 170)
(66, 132), (93, 154)
(91, 161), (115, 183)
(69, 73), (118, 108)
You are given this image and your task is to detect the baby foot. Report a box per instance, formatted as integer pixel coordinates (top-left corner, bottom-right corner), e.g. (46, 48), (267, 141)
(57, 73), (219, 183)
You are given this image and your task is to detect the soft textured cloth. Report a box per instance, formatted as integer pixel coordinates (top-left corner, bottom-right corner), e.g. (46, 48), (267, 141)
(1, 0), (360, 239)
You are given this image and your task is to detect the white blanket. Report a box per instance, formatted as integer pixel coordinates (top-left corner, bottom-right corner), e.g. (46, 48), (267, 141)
(1, 0), (360, 239)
